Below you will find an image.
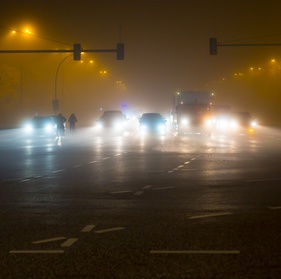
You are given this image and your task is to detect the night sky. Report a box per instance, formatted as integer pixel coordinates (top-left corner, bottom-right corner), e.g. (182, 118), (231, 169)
(1, 0), (281, 125)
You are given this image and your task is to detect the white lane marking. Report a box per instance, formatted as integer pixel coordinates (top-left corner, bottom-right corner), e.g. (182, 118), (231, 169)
(134, 191), (144, 196)
(81, 225), (96, 232)
(143, 185), (152, 190)
(173, 168), (179, 171)
(88, 160), (98, 164)
(152, 186), (174, 190)
(9, 250), (64, 254)
(32, 237), (67, 244)
(111, 190), (132, 194)
(52, 169), (66, 173)
(94, 227), (125, 234)
(268, 206), (281, 210)
(72, 165), (82, 168)
(20, 179), (31, 182)
(102, 157), (110, 160)
(168, 170), (174, 173)
(114, 154), (121, 156)
(150, 250), (240, 254)
(181, 169), (198, 171)
(191, 157), (196, 161)
(187, 212), (232, 220)
(184, 161), (190, 165)
(61, 238), (78, 247)
(177, 165), (184, 168)
(246, 178), (281, 182)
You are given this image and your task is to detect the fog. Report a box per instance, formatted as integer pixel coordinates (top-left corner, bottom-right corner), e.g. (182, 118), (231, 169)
(1, 0), (281, 128)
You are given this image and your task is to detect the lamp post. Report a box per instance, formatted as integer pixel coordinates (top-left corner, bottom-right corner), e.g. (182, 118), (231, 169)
(53, 54), (72, 115)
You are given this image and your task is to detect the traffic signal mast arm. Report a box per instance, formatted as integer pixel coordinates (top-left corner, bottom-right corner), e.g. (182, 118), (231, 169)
(0, 43), (124, 60)
(209, 37), (281, 55)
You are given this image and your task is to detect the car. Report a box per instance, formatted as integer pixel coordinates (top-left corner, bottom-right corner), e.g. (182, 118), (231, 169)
(139, 113), (167, 136)
(95, 110), (127, 135)
(231, 111), (257, 134)
(23, 116), (57, 137)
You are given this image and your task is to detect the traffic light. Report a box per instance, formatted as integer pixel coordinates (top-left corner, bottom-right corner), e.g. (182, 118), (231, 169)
(209, 38), (217, 55)
(117, 43), (124, 60)
(73, 43), (81, 60)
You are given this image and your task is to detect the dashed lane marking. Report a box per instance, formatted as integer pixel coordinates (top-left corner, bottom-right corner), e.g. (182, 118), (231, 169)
(72, 164), (82, 168)
(143, 185), (152, 190)
(134, 191), (144, 196)
(52, 169), (66, 173)
(110, 190), (133, 194)
(20, 179), (31, 182)
(32, 237), (67, 244)
(81, 225), (96, 232)
(187, 212), (232, 220)
(88, 160), (98, 164)
(61, 238), (78, 247)
(94, 227), (125, 234)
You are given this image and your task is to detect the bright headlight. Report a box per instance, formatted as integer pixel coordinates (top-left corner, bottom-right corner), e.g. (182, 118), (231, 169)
(140, 124), (147, 130)
(95, 122), (103, 129)
(251, 121), (257, 127)
(44, 124), (53, 132)
(158, 124), (165, 130)
(181, 118), (189, 126)
(24, 124), (33, 132)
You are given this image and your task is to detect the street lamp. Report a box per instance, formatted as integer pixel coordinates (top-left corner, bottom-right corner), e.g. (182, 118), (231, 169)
(54, 54), (72, 115)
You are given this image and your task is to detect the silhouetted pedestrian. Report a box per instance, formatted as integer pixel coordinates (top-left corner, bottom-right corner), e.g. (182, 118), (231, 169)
(55, 113), (67, 137)
(68, 113), (77, 133)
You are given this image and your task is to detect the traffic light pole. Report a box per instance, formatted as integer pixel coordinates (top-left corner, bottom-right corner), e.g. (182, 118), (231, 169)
(0, 43), (124, 115)
(209, 37), (281, 55)
(0, 43), (124, 60)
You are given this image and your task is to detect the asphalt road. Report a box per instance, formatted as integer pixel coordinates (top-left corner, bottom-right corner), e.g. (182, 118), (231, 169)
(0, 126), (281, 278)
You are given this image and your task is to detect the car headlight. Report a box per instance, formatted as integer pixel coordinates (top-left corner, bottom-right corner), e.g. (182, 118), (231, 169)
(44, 124), (53, 132)
(158, 124), (165, 130)
(251, 121), (257, 127)
(181, 118), (189, 126)
(140, 124), (147, 130)
(95, 122), (103, 129)
(24, 124), (33, 132)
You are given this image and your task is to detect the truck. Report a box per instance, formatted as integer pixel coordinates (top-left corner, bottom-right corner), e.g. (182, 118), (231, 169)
(172, 91), (213, 135)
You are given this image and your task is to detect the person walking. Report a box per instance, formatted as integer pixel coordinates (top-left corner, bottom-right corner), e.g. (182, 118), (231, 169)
(55, 113), (67, 137)
(68, 113), (77, 133)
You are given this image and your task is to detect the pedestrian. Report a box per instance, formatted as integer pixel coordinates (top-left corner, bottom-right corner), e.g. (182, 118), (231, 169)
(68, 113), (77, 133)
(55, 113), (67, 137)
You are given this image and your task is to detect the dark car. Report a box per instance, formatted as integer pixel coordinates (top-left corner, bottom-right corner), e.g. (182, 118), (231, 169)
(23, 116), (57, 137)
(231, 111), (257, 133)
(139, 113), (167, 136)
(95, 110), (127, 134)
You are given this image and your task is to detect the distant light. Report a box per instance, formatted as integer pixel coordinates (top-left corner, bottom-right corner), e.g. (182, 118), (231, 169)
(271, 59), (276, 63)
(250, 67), (254, 70)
